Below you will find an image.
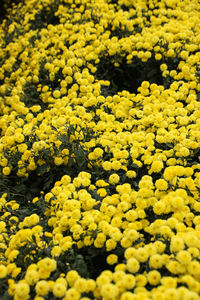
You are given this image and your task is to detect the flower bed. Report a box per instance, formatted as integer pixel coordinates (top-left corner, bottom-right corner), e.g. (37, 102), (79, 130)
(0, 0), (200, 299)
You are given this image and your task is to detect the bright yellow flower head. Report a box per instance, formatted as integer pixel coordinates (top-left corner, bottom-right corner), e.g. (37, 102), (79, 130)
(53, 282), (66, 298)
(37, 258), (57, 273)
(35, 280), (50, 296)
(126, 258), (140, 273)
(0, 264), (7, 278)
(25, 270), (39, 285)
(15, 282), (30, 298)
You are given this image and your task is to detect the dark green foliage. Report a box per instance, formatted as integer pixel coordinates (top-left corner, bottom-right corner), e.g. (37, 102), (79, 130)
(96, 56), (164, 94)
(29, 0), (60, 30)
(0, 0), (24, 23)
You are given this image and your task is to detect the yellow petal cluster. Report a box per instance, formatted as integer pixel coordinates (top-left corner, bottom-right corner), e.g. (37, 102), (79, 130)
(0, 0), (200, 299)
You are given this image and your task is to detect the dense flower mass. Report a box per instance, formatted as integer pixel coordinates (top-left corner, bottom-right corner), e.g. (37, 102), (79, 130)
(0, 0), (200, 299)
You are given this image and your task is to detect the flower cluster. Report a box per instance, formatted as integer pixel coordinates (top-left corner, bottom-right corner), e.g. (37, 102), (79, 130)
(0, 0), (200, 299)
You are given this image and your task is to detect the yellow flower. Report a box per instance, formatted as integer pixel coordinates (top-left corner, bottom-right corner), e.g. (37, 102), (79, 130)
(112, 160), (121, 170)
(100, 283), (119, 298)
(166, 157), (176, 166)
(120, 237), (132, 248)
(136, 274), (147, 287)
(47, 280), (55, 292)
(2, 166), (11, 176)
(147, 270), (161, 286)
(113, 270), (125, 283)
(73, 177), (82, 188)
(94, 232), (106, 247)
(130, 148), (139, 159)
(7, 263), (16, 275)
(88, 152), (96, 160)
(32, 197), (39, 204)
(37, 257), (57, 273)
(126, 258), (140, 273)
(96, 274), (111, 287)
(187, 247), (199, 258)
(64, 288), (80, 300)
(124, 248), (136, 260)
(176, 250), (192, 265)
(7, 250), (19, 262)
(109, 173), (120, 185)
(14, 132), (24, 143)
(96, 180), (109, 188)
(51, 246), (62, 257)
(107, 254), (118, 265)
(153, 201), (166, 215)
(149, 254), (164, 269)
(12, 267), (21, 278)
(105, 239), (117, 252)
(164, 288), (179, 300)
(53, 90), (61, 98)
(8, 278), (16, 296)
(29, 214), (40, 226)
(185, 233), (199, 248)
(85, 279), (96, 293)
(109, 227), (123, 242)
(102, 161), (112, 171)
(141, 81), (150, 89)
(163, 167), (175, 181)
(125, 229), (139, 242)
(120, 291), (135, 300)
(149, 160), (164, 174)
(0, 158), (8, 167)
(111, 217), (122, 228)
(61, 175), (71, 185)
(66, 270), (79, 287)
(138, 187), (153, 198)
(135, 248), (149, 263)
(73, 278), (88, 293)
(0, 264), (7, 278)
(160, 64), (168, 71)
(38, 268), (51, 279)
(125, 210), (138, 222)
(30, 105), (41, 113)
(170, 236), (185, 253)
(83, 236), (94, 246)
(25, 270), (39, 285)
(54, 157), (64, 166)
(105, 205), (116, 217)
(155, 179), (168, 191)
(118, 201), (131, 212)
(171, 196), (184, 209)
(155, 53), (162, 60)
(115, 280), (126, 295)
(187, 260), (200, 276)
(126, 170), (136, 178)
(115, 263), (126, 272)
(116, 183), (132, 195)
(35, 280), (50, 296)
(123, 274), (136, 289)
(53, 282), (66, 298)
(15, 282), (30, 298)
(93, 147), (103, 158)
(161, 276), (177, 288)
(97, 188), (107, 197)
(81, 178), (91, 187)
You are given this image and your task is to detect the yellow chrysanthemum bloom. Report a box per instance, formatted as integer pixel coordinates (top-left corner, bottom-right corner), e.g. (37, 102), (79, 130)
(35, 280), (50, 296)
(52, 282), (66, 298)
(15, 282), (30, 298)
(0, 264), (7, 278)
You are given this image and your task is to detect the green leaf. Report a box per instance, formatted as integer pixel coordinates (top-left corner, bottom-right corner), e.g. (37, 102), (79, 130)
(75, 148), (85, 167)
(1, 291), (13, 300)
(38, 164), (48, 176)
